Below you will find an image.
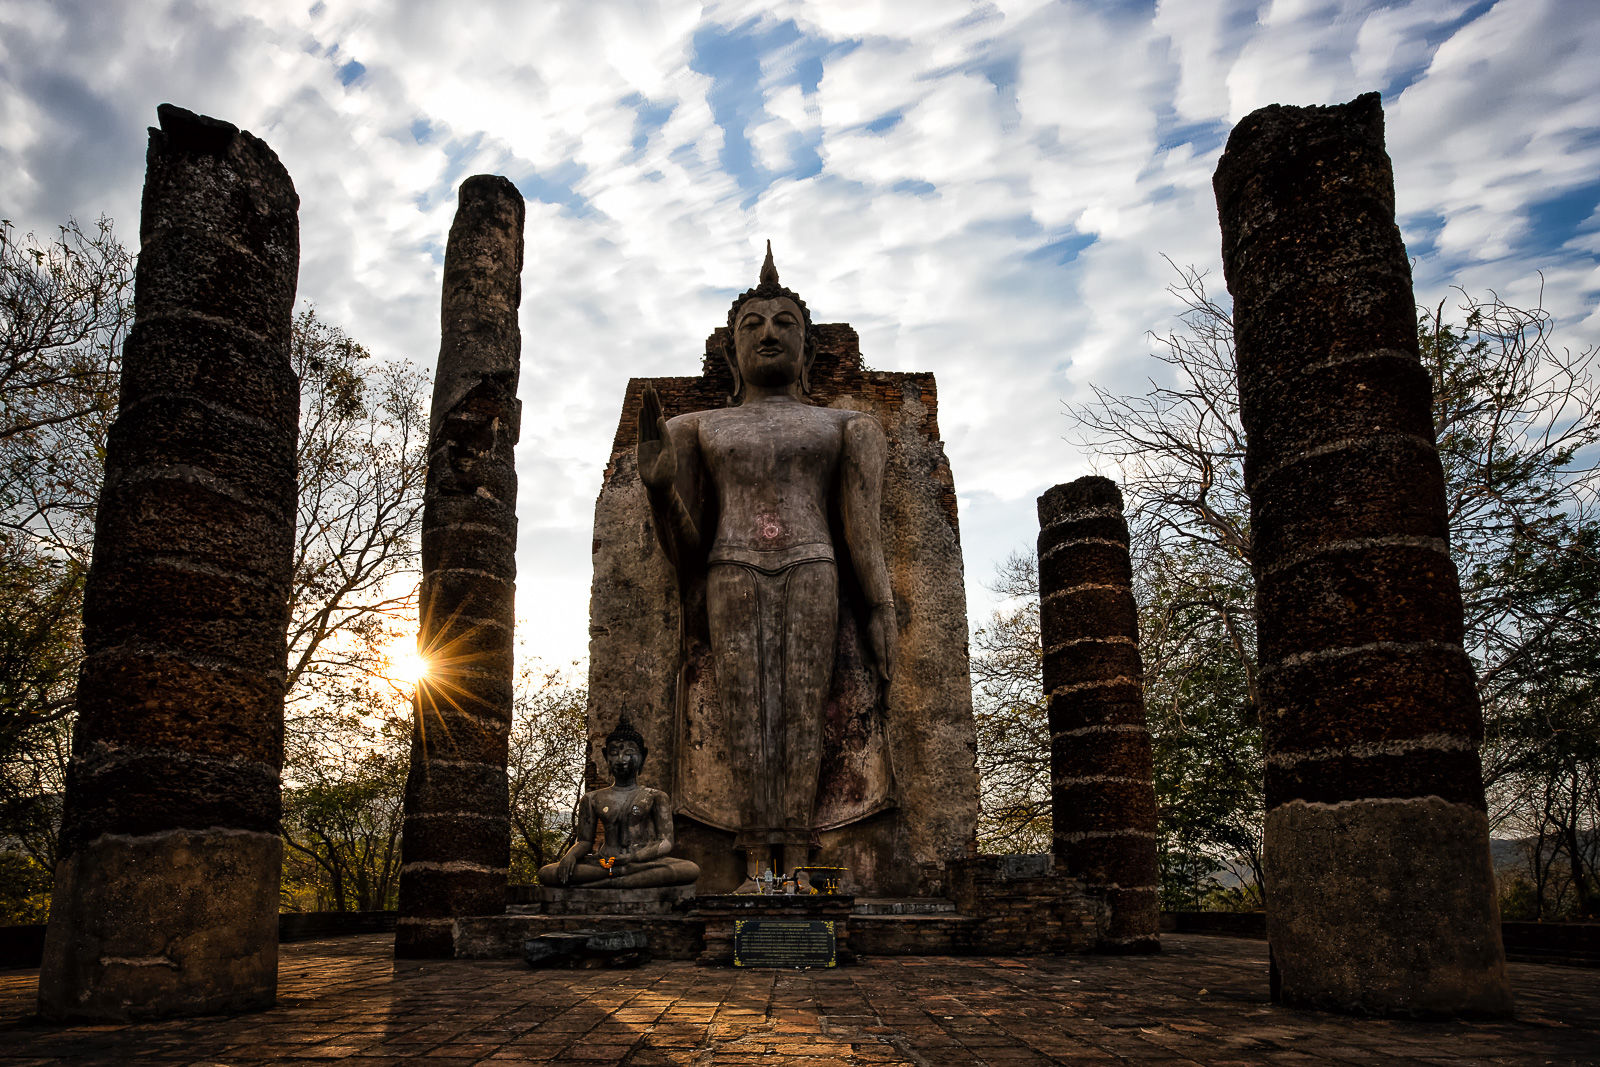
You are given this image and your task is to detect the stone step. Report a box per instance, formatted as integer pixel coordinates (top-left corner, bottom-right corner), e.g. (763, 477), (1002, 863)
(851, 898), (957, 915)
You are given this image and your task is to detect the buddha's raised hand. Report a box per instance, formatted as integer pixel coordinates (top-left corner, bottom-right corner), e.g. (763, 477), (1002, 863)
(636, 383), (678, 491)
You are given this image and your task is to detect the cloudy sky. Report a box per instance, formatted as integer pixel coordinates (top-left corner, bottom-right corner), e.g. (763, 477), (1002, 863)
(4, 0), (1598, 670)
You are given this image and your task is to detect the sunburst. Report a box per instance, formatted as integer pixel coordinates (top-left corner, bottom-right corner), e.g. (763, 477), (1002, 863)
(383, 642), (431, 690)
(407, 599), (510, 755)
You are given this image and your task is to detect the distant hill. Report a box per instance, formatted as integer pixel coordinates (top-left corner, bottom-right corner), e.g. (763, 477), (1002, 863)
(1490, 831), (1598, 874)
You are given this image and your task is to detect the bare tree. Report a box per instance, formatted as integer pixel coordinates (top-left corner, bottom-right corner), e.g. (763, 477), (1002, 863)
(0, 219), (128, 754)
(0, 217), (129, 449)
(1067, 262), (1599, 914)
(282, 310), (430, 732)
(1063, 262), (1263, 905)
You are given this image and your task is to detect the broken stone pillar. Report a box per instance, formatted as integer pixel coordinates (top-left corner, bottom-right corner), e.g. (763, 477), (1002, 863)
(1214, 93), (1511, 1014)
(37, 104), (299, 1021)
(1037, 477), (1159, 952)
(395, 175), (524, 959)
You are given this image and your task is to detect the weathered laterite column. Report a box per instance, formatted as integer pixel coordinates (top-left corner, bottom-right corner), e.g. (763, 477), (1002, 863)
(395, 175), (525, 958)
(1215, 93), (1510, 1014)
(37, 104), (299, 1020)
(1037, 476), (1159, 952)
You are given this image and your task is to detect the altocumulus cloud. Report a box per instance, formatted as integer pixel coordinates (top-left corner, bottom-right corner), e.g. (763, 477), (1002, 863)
(1, 0), (1596, 664)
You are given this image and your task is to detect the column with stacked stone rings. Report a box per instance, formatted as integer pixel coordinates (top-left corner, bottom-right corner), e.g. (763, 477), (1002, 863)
(1037, 476), (1159, 953)
(1214, 92), (1511, 1015)
(395, 175), (525, 959)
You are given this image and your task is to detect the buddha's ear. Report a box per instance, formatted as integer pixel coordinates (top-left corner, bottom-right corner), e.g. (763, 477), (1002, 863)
(799, 334), (815, 396)
(722, 339), (742, 404)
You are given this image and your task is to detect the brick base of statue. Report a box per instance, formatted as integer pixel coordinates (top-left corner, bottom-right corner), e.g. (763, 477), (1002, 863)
(693, 894), (855, 967)
(454, 855), (1113, 961)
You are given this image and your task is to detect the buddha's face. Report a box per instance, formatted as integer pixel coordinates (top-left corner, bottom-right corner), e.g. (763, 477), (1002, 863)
(606, 739), (642, 778)
(733, 296), (805, 390)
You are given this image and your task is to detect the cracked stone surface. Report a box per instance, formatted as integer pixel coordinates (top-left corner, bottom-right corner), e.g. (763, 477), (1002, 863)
(3, 933), (1596, 1064)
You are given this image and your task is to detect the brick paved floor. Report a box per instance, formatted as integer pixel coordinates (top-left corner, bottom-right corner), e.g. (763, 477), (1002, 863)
(2, 934), (1596, 1065)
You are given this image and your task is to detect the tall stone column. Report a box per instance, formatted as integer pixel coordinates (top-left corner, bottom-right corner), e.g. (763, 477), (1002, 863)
(1214, 93), (1510, 1014)
(1037, 477), (1159, 952)
(395, 175), (525, 958)
(37, 105), (299, 1021)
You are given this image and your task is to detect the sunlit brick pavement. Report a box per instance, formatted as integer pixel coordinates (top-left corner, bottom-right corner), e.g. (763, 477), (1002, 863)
(3, 934), (1597, 1065)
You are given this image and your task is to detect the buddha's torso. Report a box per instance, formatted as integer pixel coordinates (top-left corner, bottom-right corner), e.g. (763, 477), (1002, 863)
(592, 784), (665, 851)
(692, 399), (851, 558)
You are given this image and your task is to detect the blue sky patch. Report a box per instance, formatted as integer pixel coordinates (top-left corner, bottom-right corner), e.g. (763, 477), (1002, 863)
(1028, 230), (1099, 266)
(1400, 211), (1446, 262)
(974, 51), (1018, 96)
(864, 111), (903, 135)
(1384, 0), (1497, 99)
(690, 17), (857, 202)
(623, 93), (677, 154)
(892, 179), (937, 198)
(1527, 181), (1600, 250)
(691, 18), (803, 189)
(1156, 118), (1228, 157)
(513, 159), (590, 217)
(338, 59), (365, 86)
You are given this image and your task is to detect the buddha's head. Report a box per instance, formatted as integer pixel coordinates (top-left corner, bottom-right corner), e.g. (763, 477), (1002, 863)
(724, 241), (816, 401)
(604, 712), (648, 778)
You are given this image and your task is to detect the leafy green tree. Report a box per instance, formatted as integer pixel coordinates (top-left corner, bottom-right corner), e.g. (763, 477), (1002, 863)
(969, 553), (1050, 853)
(1419, 291), (1600, 919)
(1140, 541), (1263, 909)
(281, 696), (409, 913)
(0, 550), (81, 766)
(969, 539), (1264, 899)
(507, 658), (587, 883)
(0, 849), (52, 924)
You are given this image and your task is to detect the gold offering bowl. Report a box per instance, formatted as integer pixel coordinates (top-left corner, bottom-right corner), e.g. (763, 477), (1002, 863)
(794, 866), (848, 894)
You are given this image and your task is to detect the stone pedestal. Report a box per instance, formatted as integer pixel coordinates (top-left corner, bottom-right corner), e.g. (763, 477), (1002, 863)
(510, 885), (696, 916)
(525, 929), (650, 968)
(40, 831), (281, 1020)
(692, 894), (854, 966)
(947, 855), (1102, 955)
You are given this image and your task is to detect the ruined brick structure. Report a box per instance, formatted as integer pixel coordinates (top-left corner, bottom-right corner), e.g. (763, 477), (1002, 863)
(1036, 477), (1159, 952)
(395, 176), (525, 958)
(1214, 93), (1511, 1014)
(588, 323), (979, 896)
(945, 855), (1103, 955)
(38, 105), (300, 1020)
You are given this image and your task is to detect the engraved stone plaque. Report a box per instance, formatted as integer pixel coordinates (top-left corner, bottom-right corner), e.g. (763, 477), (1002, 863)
(733, 919), (836, 968)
